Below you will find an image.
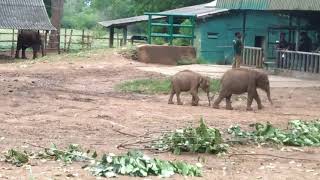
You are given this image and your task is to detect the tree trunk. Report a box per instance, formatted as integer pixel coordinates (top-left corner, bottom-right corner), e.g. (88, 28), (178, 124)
(48, 0), (64, 49)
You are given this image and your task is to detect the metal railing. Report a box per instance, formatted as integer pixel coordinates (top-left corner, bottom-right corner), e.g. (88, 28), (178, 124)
(277, 50), (320, 73)
(144, 13), (196, 46)
(243, 46), (264, 68)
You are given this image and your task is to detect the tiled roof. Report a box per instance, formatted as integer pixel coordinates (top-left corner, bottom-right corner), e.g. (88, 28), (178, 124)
(0, 0), (56, 30)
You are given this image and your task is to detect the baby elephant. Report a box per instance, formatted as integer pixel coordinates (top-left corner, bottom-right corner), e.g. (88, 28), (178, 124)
(212, 68), (273, 111)
(168, 70), (211, 106)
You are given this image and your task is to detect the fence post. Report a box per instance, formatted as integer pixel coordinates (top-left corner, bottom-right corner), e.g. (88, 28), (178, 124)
(10, 29), (15, 57)
(64, 29), (67, 51)
(57, 30), (61, 54)
(87, 31), (90, 49)
(67, 29), (73, 52)
(44, 30), (48, 56)
(82, 29), (85, 50)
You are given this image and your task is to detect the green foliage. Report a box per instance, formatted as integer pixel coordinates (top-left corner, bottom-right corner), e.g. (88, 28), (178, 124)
(4, 149), (29, 167)
(2, 144), (201, 178)
(228, 120), (320, 146)
(153, 118), (228, 155)
(61, 0), (212, 29)
(196, 58), (209, 64)
(39, 144), (96, 164)
(43, 0), (51, 17)
(173, 19), (193, 46)
(132, 0), (212, 16)
(116, 79), (171, 94)
(116, 78), (220, 94)
(62, 0), (98, 29)
(85, 150), (202, 178)
(209, 79), (221, 93)
(152, 37), (167, 45)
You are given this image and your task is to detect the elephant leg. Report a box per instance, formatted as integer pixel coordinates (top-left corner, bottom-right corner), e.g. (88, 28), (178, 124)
(247, 92), (255, 111)
(176, 91), (183, 105)
(190, 90), (199, 106)
(15, 50), (20, 59)
(22, 48), (27, 59)
(254, 93), (263, 109)
(226, 95), (233, 110)
(213, 91), (226, 109)
(168, 89), (175, 104)
(32, 49), (37, 59)
(15, 45), (21, 59)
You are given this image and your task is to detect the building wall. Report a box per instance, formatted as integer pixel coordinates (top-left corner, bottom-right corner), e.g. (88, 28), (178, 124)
(196, 11), (291, 64)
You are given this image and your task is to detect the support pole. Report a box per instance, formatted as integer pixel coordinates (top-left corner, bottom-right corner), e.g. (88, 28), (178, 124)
(123, 26), (127, 46)
(242, 11), (247, 45)
(147, 14), (152, 44)
(109, 26), (114, 48)
(295, 16), (301, 51)
(10, 29), (15, 57)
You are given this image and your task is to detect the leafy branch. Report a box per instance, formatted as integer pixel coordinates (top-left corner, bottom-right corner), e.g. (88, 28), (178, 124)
(152, 118), (229, 155)
(228, 120), (320, 146)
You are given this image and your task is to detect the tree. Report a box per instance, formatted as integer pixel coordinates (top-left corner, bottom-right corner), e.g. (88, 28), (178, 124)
(48, 0), (64, 49)
(44, 0), (52, 17)
(131, 0), (212, 15)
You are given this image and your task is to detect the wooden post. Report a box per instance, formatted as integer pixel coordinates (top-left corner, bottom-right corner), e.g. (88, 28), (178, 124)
(87, 31), (90, 49)
(64, 28), (67, 51)
(109, 27), (114, 48)
(10, 29), (15, 57)
(117, 28), (120, 47)
(82, 29), (85, 50)
(67, 29), (73, 52)
(123, 26), (127, 46)
(44, 30), (48, 56)
(57, 30), (61, 54)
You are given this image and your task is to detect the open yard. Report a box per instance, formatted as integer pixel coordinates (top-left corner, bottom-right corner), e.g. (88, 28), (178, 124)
(0, 49), (320, 179)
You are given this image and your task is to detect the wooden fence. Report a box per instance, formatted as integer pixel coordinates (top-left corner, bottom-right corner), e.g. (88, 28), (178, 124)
(243, 46), (264, 68)
(277, 50), (320, 73)
(0, 29), (141, 57)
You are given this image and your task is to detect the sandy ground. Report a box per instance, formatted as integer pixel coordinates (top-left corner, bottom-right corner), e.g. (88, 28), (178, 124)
(0, 49), (320, 180)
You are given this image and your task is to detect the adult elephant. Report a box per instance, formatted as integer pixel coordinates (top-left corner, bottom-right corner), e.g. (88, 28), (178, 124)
(15, 30), (44, 59)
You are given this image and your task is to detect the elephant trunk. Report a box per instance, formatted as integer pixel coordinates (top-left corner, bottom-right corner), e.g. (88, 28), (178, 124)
(266, 88), (273, 105)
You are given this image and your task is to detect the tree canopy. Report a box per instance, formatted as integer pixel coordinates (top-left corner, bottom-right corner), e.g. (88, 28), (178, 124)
(60, 0), (212, 29)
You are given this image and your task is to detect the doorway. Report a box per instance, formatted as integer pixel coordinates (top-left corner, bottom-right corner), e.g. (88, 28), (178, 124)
(255, 36), (265, 48)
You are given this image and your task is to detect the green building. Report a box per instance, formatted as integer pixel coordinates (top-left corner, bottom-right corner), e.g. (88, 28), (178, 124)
(99, 3), (302, 64)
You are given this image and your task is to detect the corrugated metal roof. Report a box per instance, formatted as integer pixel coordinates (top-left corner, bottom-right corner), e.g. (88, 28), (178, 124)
(0, 0), (56, 30)
(215, 0), (320, 11)
(99, 15), (163, 28)
(99, 3), (229, 28)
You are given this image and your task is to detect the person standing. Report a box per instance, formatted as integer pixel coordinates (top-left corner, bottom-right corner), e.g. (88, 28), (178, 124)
(232, 32), (244, 68)
(298, 32), (312, 52)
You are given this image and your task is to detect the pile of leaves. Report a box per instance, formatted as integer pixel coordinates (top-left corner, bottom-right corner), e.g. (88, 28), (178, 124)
(153, 118), (228, 155)
(38, 144), (97, 163)
(2, 144), (202, 178)
(228, 120), (320, 146)
(4, 149), (29, 167)
(84, 150), (202, 178)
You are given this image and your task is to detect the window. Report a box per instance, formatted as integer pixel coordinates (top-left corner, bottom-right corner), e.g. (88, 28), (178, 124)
(207, 32), (219, 39)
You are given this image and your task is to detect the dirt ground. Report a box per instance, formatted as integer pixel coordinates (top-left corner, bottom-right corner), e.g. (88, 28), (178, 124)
(0, 49), (320, 180)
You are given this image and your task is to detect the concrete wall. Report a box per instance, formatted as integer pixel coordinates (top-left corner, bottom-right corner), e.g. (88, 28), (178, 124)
(137, 45), (196, 65)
